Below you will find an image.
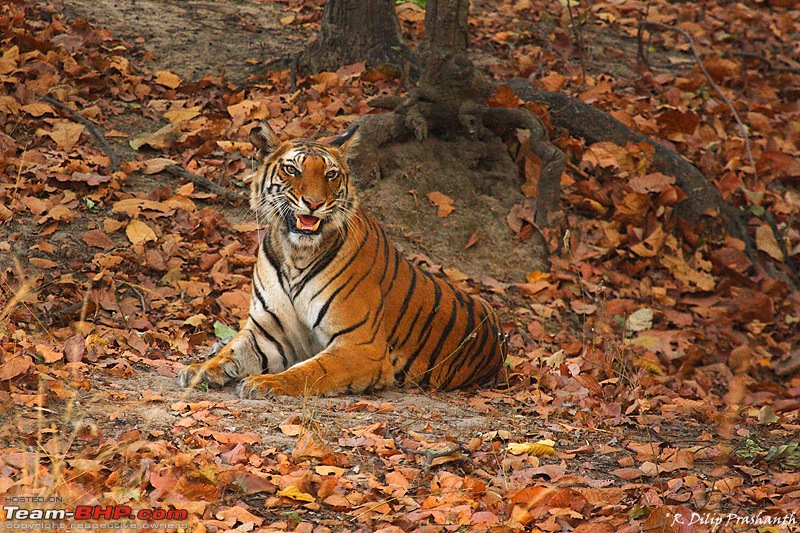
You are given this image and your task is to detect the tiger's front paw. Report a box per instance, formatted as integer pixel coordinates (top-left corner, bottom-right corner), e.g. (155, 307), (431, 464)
(177, 354), (240, 389)
(238, 374), (300, 398)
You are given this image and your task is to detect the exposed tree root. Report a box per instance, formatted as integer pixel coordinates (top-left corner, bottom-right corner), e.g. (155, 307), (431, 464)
(506, 80), (759, 253)
(356, 95), (565, 229)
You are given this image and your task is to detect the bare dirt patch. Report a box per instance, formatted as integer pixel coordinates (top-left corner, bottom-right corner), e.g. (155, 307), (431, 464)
(58, 0), (311, 82)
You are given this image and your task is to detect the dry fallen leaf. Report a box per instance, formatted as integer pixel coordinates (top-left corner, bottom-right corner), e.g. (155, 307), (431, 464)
(427, 191), (455, 217)
(130, 123), (181, 151)
(755, 224), (784, 261)
(507, 439), (556, 456)
(82, 229), (115, 250)
(625, 308), (653, 332)
(40, 120), (84, 152)
(154, 70), (182, 89)
(126, 219), (157, 245)
(277, 485), (315, 503)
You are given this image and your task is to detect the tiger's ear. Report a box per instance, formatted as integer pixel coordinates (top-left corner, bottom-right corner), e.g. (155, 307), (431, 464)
(249, 121), (281, 155)
(330, 124), (360, 155)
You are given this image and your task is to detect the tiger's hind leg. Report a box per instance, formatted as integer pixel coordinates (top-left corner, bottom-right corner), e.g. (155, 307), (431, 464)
(177, 329), (262, 389)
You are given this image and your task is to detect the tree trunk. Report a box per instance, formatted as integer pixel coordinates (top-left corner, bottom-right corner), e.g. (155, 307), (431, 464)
(298, 0), (411, 74)
(417, 0), (492, 113)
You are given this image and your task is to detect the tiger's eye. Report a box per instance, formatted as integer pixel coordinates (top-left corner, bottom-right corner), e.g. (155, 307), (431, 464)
(282, 164), (298, 176)
(326, 170), (339, 181)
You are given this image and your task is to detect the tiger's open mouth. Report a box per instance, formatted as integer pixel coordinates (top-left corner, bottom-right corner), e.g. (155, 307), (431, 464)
(290, 213), (322, 235)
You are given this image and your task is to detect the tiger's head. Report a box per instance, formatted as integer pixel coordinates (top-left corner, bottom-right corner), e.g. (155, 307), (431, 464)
(248, 123), (360, 248)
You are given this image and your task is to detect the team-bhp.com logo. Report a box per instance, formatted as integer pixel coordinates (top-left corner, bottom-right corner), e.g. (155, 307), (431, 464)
(4, 505), (188, 521)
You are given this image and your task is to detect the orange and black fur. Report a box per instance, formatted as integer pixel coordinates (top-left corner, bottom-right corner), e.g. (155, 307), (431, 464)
(177, 123), (505, 397)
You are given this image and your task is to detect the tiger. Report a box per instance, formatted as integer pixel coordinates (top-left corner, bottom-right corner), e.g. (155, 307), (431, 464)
(177, 122), (506, 397)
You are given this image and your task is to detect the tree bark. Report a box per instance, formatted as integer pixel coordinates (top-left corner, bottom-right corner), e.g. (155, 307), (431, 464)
(298, 0), (411, 74)
(416, 0), (493, 113)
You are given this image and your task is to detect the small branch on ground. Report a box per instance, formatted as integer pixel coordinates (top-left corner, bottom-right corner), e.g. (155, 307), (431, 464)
(728, 51), (800, 74)
(396, 440), (465, 472)
(41, 95), (120, 172)
(636, 21), (757, 180)
(164, 165), (248, 203)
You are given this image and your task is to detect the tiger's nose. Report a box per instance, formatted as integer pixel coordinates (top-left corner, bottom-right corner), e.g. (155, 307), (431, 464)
(302, 197), (325, 211)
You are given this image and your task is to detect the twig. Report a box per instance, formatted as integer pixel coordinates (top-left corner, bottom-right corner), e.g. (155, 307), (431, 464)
(163, 165), (247, 203)
(396, 441), (465, 472)
(40, 95), (120, 172)
(564, 0), (587, 87)
(728, 51), (800, 74)
(636, 21), (757, 181)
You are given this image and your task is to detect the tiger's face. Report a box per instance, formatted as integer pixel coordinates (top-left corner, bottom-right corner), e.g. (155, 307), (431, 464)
(249, 123), (359, 248)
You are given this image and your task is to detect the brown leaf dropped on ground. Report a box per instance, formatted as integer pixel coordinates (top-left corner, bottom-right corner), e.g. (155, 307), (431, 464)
(427, 191), (454, 217)
(82, 229), (115, 250)
(487, 84), (522, 108)
(130, 123), (182, 150)
(0, 356), (34, 380)
(755, 224), (784, 261)
(628, 172), (675, 194)
(293, 430), (330, 460)
(40, 120), (84, 151)
(125, 219), (157, 245)
(154, 70), (182, 89)
(29, 257), (58, 269)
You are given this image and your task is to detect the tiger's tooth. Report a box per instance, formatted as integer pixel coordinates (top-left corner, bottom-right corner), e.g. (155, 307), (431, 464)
(311, 219), (320, 232)
(296, 216), (304, 230)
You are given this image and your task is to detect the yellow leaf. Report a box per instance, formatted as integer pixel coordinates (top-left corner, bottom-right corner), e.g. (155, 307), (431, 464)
(163, 105), (201, 123)
(277, 485), (315, 503)
(126, 219), (157, 245)
(154, 70), (182, 89)
(315, 465), (345, 476)
(443, 267), (469, 282)
(525, 271), (551, 283)
(183, 314), (207, 327)
(507, 439), (556, 456)
(21, 102), (55, 117)
(633, 356), (666, 376)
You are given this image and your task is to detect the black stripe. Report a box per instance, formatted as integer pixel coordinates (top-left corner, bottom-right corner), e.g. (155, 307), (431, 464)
(249, 313), (289, 370)
(251, 268), (285, 332)
(308, 218), (370, 301)
(387, 262), (417, 344)
(375, 225), (392, 287)
(338, 220), (383, 302)
(328, 311), (370, 345)
(261, 234), (288, 294)
(291, 234), (345, 298)
(441, 304), (489, 387)
(419, 295), (460, 387)
(399, 279), (443, 381)
(246, 329), (272, 372)
(312, 271), (357, 328)
(439, 294), (478, 385)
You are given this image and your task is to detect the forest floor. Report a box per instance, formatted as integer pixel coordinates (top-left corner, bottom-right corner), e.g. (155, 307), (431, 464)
(1, 0), (800, 532)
